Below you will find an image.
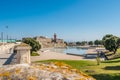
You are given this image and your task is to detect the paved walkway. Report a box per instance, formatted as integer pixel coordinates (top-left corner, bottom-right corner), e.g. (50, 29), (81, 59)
(0, 43), (18, 66)
(0, 53), (11, 66)
(31, 50), (92, 62)
(0, 53), (17, 66)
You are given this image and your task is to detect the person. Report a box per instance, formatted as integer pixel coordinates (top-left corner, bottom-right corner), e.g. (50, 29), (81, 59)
(100, 51), (108, 60)
(100, 51), (104, 57)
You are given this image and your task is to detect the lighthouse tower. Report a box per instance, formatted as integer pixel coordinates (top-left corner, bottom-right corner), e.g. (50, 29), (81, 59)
(54, 33), (57, 43)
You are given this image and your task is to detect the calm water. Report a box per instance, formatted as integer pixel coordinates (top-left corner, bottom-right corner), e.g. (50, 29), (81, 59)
(50, 46), (87, 55)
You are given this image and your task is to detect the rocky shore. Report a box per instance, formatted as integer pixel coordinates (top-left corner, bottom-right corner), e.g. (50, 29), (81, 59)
(0, 62), (95, 80)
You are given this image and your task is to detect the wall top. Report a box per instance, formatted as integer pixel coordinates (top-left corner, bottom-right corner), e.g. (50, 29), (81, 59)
(14, 43), (31, 50)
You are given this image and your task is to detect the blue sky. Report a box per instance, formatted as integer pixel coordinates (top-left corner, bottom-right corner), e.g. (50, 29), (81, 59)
(0, 0), (120, 41)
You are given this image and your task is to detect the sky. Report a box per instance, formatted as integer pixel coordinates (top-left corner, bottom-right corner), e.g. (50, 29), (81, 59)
(0, 0), (120, 41)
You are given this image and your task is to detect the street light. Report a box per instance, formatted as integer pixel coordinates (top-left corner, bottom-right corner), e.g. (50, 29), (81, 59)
(1, 32), (3, 44)
(5, 26), (8, 43)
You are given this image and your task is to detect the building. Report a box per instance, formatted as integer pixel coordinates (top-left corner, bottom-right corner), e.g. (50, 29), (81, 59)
(0, 39), (16, 43)
(34, 34), (66, 48)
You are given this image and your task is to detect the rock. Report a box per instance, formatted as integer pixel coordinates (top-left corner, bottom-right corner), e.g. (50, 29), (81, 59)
(0, 63), (95, 80)
(85, 70), (95, 73)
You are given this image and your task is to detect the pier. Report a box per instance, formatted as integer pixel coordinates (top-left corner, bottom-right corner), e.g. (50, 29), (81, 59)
(85, 48), (106, 57)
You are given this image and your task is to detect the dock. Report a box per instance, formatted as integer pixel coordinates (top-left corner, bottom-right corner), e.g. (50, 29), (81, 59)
(66, 53), (83, 56)
(85, 48), (106, 57)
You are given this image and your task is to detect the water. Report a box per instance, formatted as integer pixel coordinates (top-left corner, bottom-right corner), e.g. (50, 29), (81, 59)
(50, 46), (87, 55)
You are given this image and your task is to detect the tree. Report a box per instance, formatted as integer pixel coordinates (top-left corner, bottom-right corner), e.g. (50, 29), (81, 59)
(22, 38), (41, 52)
(88, 41), (93, 45)
(102, 34), (120, 54)
(64, 41), (68, 46)
(99, 40), (103, 45)
(102, 34), (113, 41)
(102, 34), (113, 45)
(76, 41), (81, 45)
(94, 40), (103, 46)
(94, 40), (99, 46)
(81, 41), (87, 46)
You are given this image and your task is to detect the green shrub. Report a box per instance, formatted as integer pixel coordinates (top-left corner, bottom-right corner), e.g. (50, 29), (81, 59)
(22, 38), (41, 52)
(31, 51), (40, 56)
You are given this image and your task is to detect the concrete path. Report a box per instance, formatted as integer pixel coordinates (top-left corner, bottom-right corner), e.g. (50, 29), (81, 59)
(0, 53), (12, 66)
(0, 53), (17, 66)
(31, 50), (98, 62)
(0, 43), (18, 66)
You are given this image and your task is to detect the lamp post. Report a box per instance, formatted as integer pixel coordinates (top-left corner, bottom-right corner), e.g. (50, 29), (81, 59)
(6, 26), (8, 43)
(1, 32), (3, 44)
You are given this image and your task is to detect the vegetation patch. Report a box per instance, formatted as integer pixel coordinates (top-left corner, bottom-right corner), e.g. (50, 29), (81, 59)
(31, 51), (40, 56)
(22, 38), (41, 52)
(35, 59), (120, 80)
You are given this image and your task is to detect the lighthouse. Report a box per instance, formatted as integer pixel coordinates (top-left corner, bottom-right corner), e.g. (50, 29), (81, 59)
(54, 33), (57, 43)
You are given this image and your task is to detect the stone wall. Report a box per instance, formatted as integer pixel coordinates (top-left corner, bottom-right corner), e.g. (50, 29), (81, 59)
(14, 43), (31, 64)
(35, 36), (66, 48)
(0, 43), (16, 54)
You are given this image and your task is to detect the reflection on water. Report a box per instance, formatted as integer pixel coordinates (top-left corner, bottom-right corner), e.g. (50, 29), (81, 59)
(50, 46), (87, 55)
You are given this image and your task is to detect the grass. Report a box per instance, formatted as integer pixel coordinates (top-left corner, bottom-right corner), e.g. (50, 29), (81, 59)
(117, 48), (120, 53)
(35, 59), (120, 80)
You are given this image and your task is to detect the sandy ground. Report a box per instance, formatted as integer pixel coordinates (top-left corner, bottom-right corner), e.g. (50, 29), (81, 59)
(31, 50), (96, 62)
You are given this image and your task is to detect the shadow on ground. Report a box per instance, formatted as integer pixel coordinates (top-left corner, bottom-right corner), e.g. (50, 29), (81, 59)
(0, 58), (9, 59)
(102, 60), (120, 63)
(103, 66), (120, 70)
(91, 73), (120, 80)
(3, 53), (16, 65)
(83, 57), (96, 59)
